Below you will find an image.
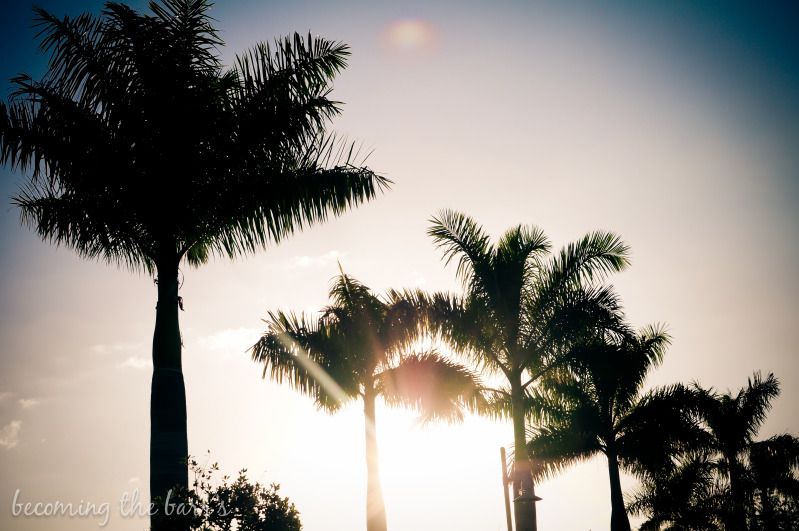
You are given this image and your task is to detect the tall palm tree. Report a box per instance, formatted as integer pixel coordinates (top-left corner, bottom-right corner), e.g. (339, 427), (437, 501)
(692, 372), (782, 531)
(251, 273), (483, 531)
(416, 210), (630, 531)
(0, 2), (387, 528)
(527, 319), (701, 531)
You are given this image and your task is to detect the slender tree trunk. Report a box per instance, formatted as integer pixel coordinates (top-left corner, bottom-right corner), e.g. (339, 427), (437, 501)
(727, 456), (748, 531)
(150, 257), (188, 531)
(759, 486), (773, 530)
(605, 445), (631, 531)
(511, 379), (537, 531)
(364, 388), (388, 531)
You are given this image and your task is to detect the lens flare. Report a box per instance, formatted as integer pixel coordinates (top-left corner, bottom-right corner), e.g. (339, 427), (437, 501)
(274, 332), (349, 404)
(382, 18), (437, 52)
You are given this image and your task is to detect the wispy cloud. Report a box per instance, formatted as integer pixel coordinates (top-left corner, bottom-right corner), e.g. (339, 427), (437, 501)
(196, 327), (262, 359)
(18, 398), (40, 409)
(280, 250), (346, 270)
(407, 271), (426, 287)
(118, 357), (149, 370)
(0, 391), (11, 403)
(128, 476), (140, 484)
(91, 342), (142, 354)
(0, 420), (22, 450)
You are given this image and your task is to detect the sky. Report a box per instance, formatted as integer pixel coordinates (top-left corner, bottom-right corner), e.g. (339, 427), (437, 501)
(1, 1), (798, 530)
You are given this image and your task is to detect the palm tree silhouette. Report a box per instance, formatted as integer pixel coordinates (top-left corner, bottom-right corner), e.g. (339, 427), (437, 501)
(527, 316), (700, 531)
(414, 210), (630, 531)
(628, 453), (723, 531)
(251, 272), (482, 531)
(0, 2), (386, 527)
(748, 433), (799, 530)
(630, 374), (798, 531)
(692, 372), (782, 531)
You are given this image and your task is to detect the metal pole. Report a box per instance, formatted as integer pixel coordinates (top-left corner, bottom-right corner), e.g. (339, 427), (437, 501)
(500, 447), (513, 531)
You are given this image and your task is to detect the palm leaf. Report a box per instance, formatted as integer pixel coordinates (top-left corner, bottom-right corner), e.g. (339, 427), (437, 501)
(376, 352), (484, 423)
(427, 209), (492, 290)
(251, 310), (361, 412)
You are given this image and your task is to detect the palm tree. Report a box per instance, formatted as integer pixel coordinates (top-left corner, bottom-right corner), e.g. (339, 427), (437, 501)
(250, 273), (483, 531)
(628, 452), (725, 531)
(692, 372), (782, 531)
(748, 433), (799, 530)
(629, 384), (799, 531)
(0, 2), (387, 528)
(414, 210), (630, 531)
(527, 318), (702, 531)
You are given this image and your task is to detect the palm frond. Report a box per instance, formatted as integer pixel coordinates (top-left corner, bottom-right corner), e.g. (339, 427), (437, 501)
(525, 283), (627, 359)
(148, 0), (221, 66)
(226, 34), (349, 164)
(381, 291), (428, 356)
(749, 433), (799, 498)
(192, 135), (389, 263)
(533, 231), (629, 318)
(527, 418), (602, 481)
(251, 310), (360, 412)
(616, 384), (708, 476)
(467, 224), (550, 352)
(376, 352), (484, 423)
(628, 453), (723, 531)
(428, 209), (491, 289)
(611, 324), (671, 414)
(14, 182), (154, 271)
(738, 372), (780, 440)
(410, 290), (509, 374)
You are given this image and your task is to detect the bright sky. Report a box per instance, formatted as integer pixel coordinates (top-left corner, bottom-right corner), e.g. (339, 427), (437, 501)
(1, 1), (798, 530)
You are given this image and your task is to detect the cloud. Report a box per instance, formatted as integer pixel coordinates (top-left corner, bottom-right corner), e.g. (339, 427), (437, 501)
(18, 399), (40, 409)
(118, 357), (149, 370)
(0, 392), (11, 403)
(128, 476), (140, 484)
(91, 342), (142, 354)
(0, 420), (22, 450)
(197, 327), (262, 359)
(285, 250), (346, 270)
(407, 271), (426, 287)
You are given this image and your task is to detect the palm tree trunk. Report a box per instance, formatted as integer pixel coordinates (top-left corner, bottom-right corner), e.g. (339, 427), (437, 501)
(605, 446), (631, 531)
(150, 258), (188, 531)
(364, 388), (388, 531)
(758, 486), (774, 530)
(727, 457), (748, 531)
(511, 380), (537, 531)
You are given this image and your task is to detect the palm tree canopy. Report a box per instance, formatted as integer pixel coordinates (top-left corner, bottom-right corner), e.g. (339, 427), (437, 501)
(526, 311), (706, 479)
(628, 453), (725, 531)
(377, 351), (484, 422)
(749, 434), (799, 497)
(251, 273), (483, 420)
(694, 372), (781, 458)
(422, 209), (630, 382)
(630, 373), (795, 531)
(0, 0), (388, 271)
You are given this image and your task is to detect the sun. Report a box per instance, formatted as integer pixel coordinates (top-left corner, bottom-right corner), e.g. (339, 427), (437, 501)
(373, 404), (510, 528)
